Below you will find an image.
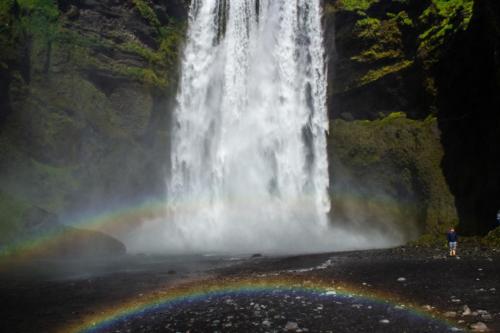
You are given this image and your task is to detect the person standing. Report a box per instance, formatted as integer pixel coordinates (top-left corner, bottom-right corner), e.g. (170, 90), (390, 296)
(447, 228), (458, 257)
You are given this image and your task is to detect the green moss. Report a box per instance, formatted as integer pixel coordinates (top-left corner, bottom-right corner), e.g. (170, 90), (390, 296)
(387, 11), (413, 27)
(418, 0), (473, 65)
(354, 17), (382, 38)
(0, 192), (29, 242)
(121, 41), (162, 63)
(55, 28), (110, 50)
(330, 115), (458, 238)
(124, 67), (168, 88)
(337, 0), (379, 11)
(17, 0), (60, 37)
(358, 60), (413, 85)
(158, 22), (186, 68)
(483, 227), (500, 248)
(351, 49), (403, 63)
(0, 125), (79, 213)
(350, 14), (406, 71)
(409, 233), (448, 247)
(132, 0), (161, 29)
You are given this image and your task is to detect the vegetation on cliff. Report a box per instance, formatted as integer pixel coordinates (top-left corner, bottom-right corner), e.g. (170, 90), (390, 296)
(0, 0), (188, 254)
(326, 0), (474, 120)
(325, 0), (500, 241)
(0, 0), (498, 251)
(329, 113), (457, 240)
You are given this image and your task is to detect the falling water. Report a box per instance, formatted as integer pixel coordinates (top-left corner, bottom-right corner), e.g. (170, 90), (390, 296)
(165, 0), (332, 253)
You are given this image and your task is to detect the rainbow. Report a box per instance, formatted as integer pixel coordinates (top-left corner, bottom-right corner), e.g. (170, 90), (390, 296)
(0, 197), (165, 259)
(61, 275), (462, 333)
(0, 191), (415, 260)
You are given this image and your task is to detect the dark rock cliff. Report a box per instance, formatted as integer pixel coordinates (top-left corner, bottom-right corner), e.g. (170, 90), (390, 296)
(434, 0), (500, 235)
(324, 0), (499, 240)
(0, 0), (499, 250)
(0, 0), (189, 255)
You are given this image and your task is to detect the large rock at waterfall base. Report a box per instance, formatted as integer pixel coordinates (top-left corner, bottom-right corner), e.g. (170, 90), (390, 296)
(1, 205), (126, 259)
(35, 226), (126, 259)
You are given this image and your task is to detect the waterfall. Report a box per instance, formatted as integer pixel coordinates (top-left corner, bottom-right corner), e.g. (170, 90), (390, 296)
(165, 0), (331, 253)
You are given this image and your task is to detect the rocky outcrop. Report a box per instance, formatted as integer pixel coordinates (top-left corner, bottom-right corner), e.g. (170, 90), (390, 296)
(0, 0), (498, 248)
(0, 0), (188, 254)
(433, 0), (500, 235)
(324, 0), (475, 120)
(324, 0), (499, 238)
(0, 0), (188, 217)
(329, 114), (457, 241)
(0, 196), (126, 258)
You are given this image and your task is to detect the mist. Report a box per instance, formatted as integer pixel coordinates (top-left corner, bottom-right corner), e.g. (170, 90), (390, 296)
(117, 0), (412, 256)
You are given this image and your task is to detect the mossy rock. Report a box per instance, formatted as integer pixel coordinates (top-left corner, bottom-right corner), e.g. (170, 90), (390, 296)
(0, 192), (30, 243)
(30, 226), (127, 258)
(483, 227), (500, 248)
(329, 114), (458, 240)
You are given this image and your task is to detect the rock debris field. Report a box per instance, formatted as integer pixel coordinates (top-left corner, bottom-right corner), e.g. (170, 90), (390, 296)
(1, 246), (499, 333)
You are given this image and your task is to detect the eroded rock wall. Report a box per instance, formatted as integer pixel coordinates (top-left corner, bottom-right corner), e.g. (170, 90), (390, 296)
(0, 0), (188, 250)
(0, 0), (498, 249)
(323, 0), (498, 239)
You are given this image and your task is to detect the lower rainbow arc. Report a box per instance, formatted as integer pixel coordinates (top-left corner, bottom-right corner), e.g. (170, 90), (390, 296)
(62, 276), (461, 333)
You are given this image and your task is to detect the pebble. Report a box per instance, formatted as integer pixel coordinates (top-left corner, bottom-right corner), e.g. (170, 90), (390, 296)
(285, 321), (299, 331)
(462, 305), (472, 316)
(481, 314), (492, 320)
(397, 277), (406, 282)
(470, 322), (489, 332)
(379, 319), (390, 324)
(444, 311), (457, 318)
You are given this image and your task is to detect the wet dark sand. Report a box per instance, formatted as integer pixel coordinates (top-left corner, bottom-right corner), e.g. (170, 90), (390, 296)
(1, 246), (499, 333)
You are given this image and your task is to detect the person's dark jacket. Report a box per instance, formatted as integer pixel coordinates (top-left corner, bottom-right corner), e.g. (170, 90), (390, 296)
(447, 231), (458, 242)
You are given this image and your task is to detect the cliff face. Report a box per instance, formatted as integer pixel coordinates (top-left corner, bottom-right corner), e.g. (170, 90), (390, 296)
(434, 0), (500, 235)
(0, 0), (187, 252)
(324, 0), (499, 239)
(0, 0), (498, 249)
(328, 115), (457, 241)
(0, 0), (188, 250)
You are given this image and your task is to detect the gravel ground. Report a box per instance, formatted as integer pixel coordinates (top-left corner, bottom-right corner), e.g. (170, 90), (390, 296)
(0, 246), (499, 333)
